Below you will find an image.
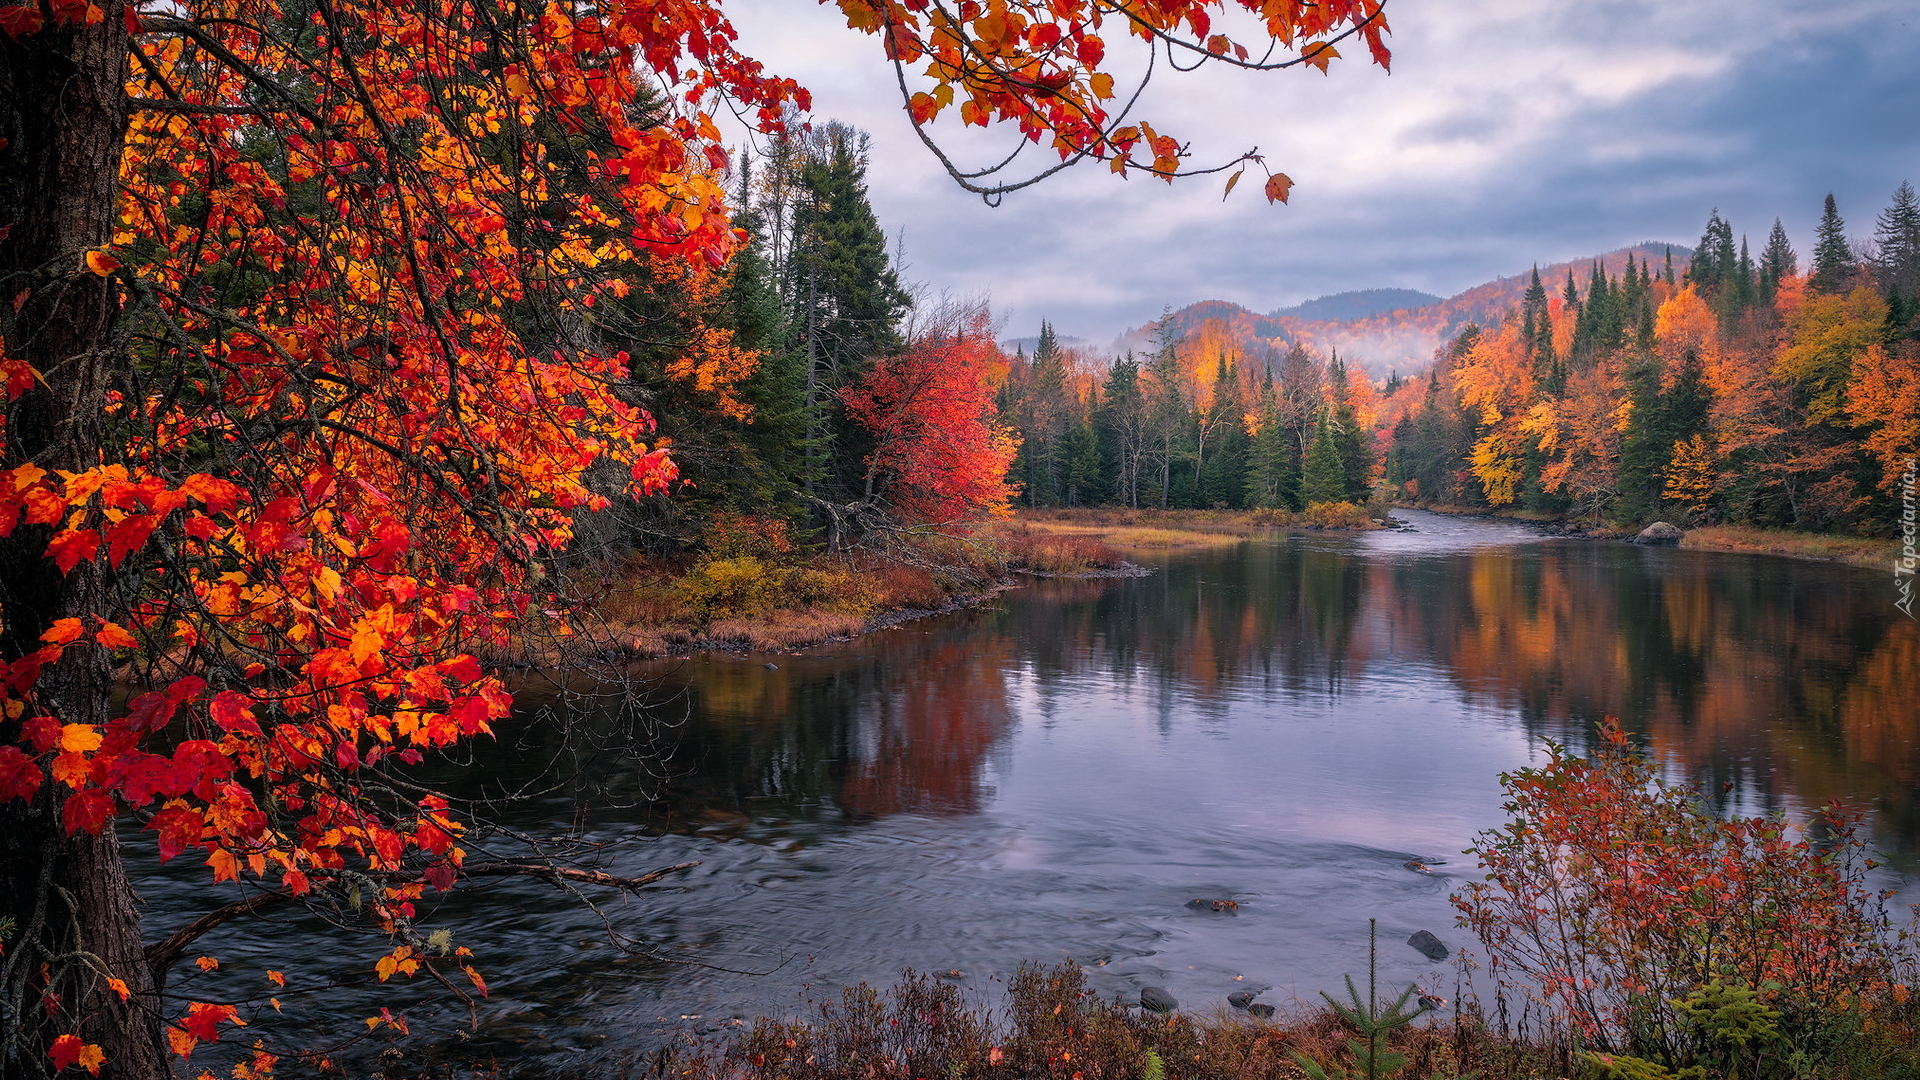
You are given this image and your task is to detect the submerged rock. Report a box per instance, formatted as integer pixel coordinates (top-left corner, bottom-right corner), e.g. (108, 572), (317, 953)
(1140, 986), (1178, 1013)
(1184, 898), (1239, 913)
(1407, 930), (1450, 961)
(1634, 521), (1684, 546)
(1227, 990), (1259, 1009)
(1247, 1003), (1276, 1019)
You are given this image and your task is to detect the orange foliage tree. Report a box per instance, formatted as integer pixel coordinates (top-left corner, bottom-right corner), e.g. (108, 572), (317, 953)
(0, 0), (1389, 1073)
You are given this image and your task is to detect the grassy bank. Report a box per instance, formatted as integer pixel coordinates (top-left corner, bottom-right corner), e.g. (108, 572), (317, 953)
(1680, 524), (1899, 571)
(1405, 504), (1902, 571)
(520, 516), (1134, 663)
(658, 955), (1920, 1080)
(1016, 504), (1391, 551)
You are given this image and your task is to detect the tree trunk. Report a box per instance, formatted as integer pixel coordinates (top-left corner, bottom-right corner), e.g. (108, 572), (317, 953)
(0, 5), (165, 1077)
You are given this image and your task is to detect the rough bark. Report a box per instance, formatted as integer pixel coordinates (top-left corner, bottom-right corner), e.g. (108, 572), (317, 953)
(0, 4), (165, 1077)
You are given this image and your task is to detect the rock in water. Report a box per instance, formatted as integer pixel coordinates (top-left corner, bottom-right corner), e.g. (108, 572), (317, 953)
(1634, 522), (1684, 546)
(1140, 986), (1178, 1013)
(1227, 990), (1258, 1009)
(1407, 930), (1449, 961)
(1247, 1003), (1276, 1019)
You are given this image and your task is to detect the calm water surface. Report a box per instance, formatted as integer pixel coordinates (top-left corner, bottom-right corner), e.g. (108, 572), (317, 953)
(144, 510), (1919, 1073)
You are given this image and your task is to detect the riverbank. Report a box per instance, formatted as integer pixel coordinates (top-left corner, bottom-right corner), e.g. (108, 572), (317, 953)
(513, 518), (1143, 664)
(1016, 504), (1393, 550)
(653, 956), (1919, 1080)
(1406, 503), (1898, 572)
(1679, 524), (1898, 571)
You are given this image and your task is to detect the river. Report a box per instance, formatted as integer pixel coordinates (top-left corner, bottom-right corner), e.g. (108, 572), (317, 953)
(137, 509), (1920, 1075)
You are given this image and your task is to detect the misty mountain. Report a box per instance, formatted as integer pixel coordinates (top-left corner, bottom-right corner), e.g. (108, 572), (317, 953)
(1268, 288), (1442, 322)
(1107, 242), (1693, 380)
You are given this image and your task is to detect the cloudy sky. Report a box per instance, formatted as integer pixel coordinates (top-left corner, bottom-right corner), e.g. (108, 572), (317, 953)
(717, 0), (1920, 346)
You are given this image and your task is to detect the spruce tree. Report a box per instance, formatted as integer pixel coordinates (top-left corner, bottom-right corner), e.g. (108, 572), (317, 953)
(1759, 218), (1797, 301)
(1522, 267), (1551, 373)
(1810, 192), (1854, 293)
(1327, 353), (1373, 502)
(1302, 410), (1348, 507)
(1874, 180), (1920, 312)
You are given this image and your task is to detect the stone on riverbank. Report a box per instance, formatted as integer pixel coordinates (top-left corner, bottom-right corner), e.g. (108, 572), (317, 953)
(1140, 986), (1178, 1013)
(1634, 521), (1684, 546)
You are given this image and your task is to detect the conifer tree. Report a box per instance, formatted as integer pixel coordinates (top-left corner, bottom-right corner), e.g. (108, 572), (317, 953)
(1302, 410), (1349, 506)
(1759, 218), (1798, 299)
(1096, 355), (1148, 507)
(1245, 375), (1292, 509)
(1522, 267), (1557, 379)
(1811, 192), (1855, 294)
(1327, 353), (1373, 501)
(1874, 180), (1920, 321)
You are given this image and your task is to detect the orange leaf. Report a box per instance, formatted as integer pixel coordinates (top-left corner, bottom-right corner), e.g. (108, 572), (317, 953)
(84, 250), (119, 276)
(93, 622), (138, 649)
(1263, 173), (1293, 204)
(195, 955), (219, 972)
(41, 618), (84, 645)
(58, 723), (102, 754)
(106, 977), (130, 1002)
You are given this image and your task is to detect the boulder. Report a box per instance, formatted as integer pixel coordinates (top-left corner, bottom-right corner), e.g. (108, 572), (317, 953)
(1634, 521), (1684, 546)
(1227, 990), (1259, 1009)
(1140, 986), (1179, 1013)
(1407, 930), (1450, 961)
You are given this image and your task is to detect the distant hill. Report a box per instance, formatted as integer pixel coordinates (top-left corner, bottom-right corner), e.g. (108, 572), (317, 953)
(1111, 242), (1692, 380)
(1000, 333), (1107, 358)
(1269, 288), (1441, 322)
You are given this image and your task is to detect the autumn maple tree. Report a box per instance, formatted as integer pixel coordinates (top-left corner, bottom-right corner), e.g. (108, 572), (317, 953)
(0, 0), (1391, 1073)
(840, 302), (1019, 530)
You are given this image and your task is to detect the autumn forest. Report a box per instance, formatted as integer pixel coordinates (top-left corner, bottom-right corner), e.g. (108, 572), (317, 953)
(3, 0), (1918, 1076)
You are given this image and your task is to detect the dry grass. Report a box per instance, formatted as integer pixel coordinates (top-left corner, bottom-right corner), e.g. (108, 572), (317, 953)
(1681, 525), (1898, 571)
(989, 521), (1129, 570)
(1015, 506), (1387, 549)
(659, 961), (1551, 1080)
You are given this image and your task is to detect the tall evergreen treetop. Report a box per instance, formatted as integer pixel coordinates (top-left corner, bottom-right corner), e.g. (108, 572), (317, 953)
(1874, 180), (1920, 301)
(1759, 218), (1797, 289)
(1811, 192), (1855, 294)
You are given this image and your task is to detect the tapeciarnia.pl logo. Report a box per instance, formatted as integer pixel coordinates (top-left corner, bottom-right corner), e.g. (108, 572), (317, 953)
(1899, 458), (1916, 619)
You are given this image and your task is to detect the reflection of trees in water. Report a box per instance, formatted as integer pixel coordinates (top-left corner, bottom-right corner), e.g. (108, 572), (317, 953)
(588, 617), (1022, 825)
(1012, 541), (1374, 711)
(489, 543), (1915, 853)
(1370, 545), (1920, 855)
